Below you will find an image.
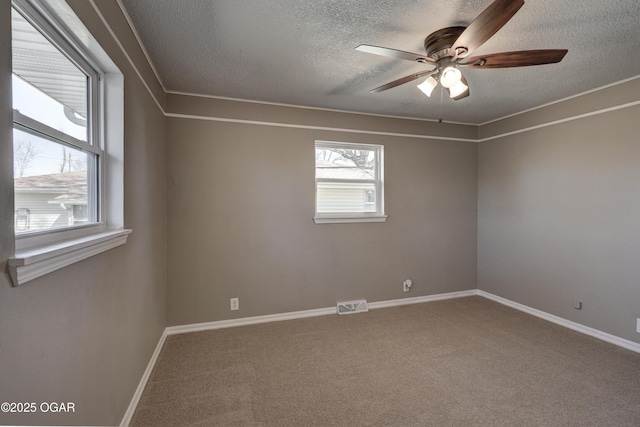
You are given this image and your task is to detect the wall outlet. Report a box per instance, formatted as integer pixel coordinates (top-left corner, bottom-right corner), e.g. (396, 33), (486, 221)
(403, 279), (412, 292)
(230, 298), (239, 311)
(636, 318), (640, 334)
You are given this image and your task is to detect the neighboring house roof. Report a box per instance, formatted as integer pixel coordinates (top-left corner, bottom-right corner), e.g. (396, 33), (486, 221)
(15, 170), (86, 189)
(15, 171), (87, 204)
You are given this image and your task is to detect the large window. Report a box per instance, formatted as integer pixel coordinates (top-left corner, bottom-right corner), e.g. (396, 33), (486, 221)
(314, 141), (386, 223)
(7, 0), (128, 286)
(12, 2), (100, 235)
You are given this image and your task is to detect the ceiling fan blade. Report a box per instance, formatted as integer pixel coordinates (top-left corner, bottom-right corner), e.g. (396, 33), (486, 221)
(370, 69), (438, 93)
(463, 49), (568, 68)
(356, 44), (435, 64)
(452, 0), (524, 58)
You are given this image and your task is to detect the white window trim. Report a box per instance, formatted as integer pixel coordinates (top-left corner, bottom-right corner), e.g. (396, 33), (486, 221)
(313, 215), (388, 224)
(314, 140), (387, 224)
(8, 0), (129, 286)
(8, 229), (132, 286)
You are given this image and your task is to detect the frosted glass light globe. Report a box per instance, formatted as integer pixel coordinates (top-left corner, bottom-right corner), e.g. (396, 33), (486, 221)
(440, 66), (462, 88)
(417, 76), (438, 97)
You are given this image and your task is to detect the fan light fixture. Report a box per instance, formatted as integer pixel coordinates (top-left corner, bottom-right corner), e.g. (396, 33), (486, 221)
(417, 76), (438, 97)
(448, 80), (469, 99)
(440, 66), (462, 88)
(357, 0), (569, 104)
(417, 68), (467, 100)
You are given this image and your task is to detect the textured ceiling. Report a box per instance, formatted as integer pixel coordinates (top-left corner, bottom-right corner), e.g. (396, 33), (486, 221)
(119, 0), (640, 124)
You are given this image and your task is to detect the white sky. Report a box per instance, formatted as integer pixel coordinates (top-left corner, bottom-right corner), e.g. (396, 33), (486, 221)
(12, 75), (88, 178)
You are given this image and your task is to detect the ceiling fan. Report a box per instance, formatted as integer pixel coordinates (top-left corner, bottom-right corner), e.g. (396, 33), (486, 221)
(356, 0), (567, 100)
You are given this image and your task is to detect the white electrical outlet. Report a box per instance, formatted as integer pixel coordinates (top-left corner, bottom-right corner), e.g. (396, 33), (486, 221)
(230, 298), (239, 311)
(636, 318), (640, 334)
(403, 279), (412, 292)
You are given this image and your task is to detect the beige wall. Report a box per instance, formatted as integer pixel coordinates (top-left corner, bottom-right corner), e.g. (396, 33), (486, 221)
(478, 79), (640, 140)
(1, 0), (638, 424)
(166, 93), (478, 141)
(166, 117), (478, 325)
(0, 1), (167, 425)
(478, 83), (640, 343)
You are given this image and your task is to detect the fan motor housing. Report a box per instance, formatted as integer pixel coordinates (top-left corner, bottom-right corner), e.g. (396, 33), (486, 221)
(424, 26), (466, 61)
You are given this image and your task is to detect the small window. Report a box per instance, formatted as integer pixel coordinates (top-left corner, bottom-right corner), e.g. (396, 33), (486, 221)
(12, 2), (101, 235)
(314, 141), (386, 224)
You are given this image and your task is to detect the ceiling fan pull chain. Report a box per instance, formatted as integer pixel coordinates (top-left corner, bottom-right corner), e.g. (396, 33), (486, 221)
(438, 85), (444, 123)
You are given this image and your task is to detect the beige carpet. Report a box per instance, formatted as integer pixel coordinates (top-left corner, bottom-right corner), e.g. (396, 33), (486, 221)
(130, 296), (640, 426)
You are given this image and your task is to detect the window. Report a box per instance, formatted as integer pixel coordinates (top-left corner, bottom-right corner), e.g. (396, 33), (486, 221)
(314, 141), (386, 224)
(8, 0), (128, 286)
(12, 3), (100, 235)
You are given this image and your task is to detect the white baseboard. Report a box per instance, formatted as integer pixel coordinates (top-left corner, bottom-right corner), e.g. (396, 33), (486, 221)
(165, 289), (478, 336)
(120, 329), (168, 427)
(121, 288), (640, 424)
(478, 290), (640, 354)
(165, 306), (337, 335)
(368, 289), (477, 309)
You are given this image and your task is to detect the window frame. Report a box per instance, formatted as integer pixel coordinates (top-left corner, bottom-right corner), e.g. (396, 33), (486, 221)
(314, 140), (387, 224)
(12, 0), (103, 238)
(7, 0), (130, 286)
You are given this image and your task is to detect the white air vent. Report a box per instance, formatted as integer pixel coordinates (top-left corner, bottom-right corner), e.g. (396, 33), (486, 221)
(336, 300), (369, 315)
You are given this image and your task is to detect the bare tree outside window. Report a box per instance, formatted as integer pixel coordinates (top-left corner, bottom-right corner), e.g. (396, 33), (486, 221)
(59, 146), (88, 172)
(316, 148), (375, 180)
(316, 148), (373, 169)
(70, 152), (87, 172)
(13, 139), (40, 178)
(331, 149), (374, 170)
(59, 146), (68, 173)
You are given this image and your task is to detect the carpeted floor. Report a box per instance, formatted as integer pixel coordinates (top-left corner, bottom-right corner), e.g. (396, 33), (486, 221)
(130, 296), (640, 426)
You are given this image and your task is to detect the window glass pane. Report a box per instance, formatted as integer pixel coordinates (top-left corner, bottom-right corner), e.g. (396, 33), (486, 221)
(315, 147), (375, 180)
(13, 128), (97, 234)
(314, 141), (384, 219)
(317, 182), (376, 213)
(11, 7), (88, 142)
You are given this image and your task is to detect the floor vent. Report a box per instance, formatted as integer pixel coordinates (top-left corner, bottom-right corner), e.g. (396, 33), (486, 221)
(337, 300), (369, 315)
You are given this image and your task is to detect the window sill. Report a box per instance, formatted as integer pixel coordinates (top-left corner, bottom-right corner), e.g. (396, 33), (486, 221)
(313, 215), (388, 224)
(8, 229), (132, 286)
